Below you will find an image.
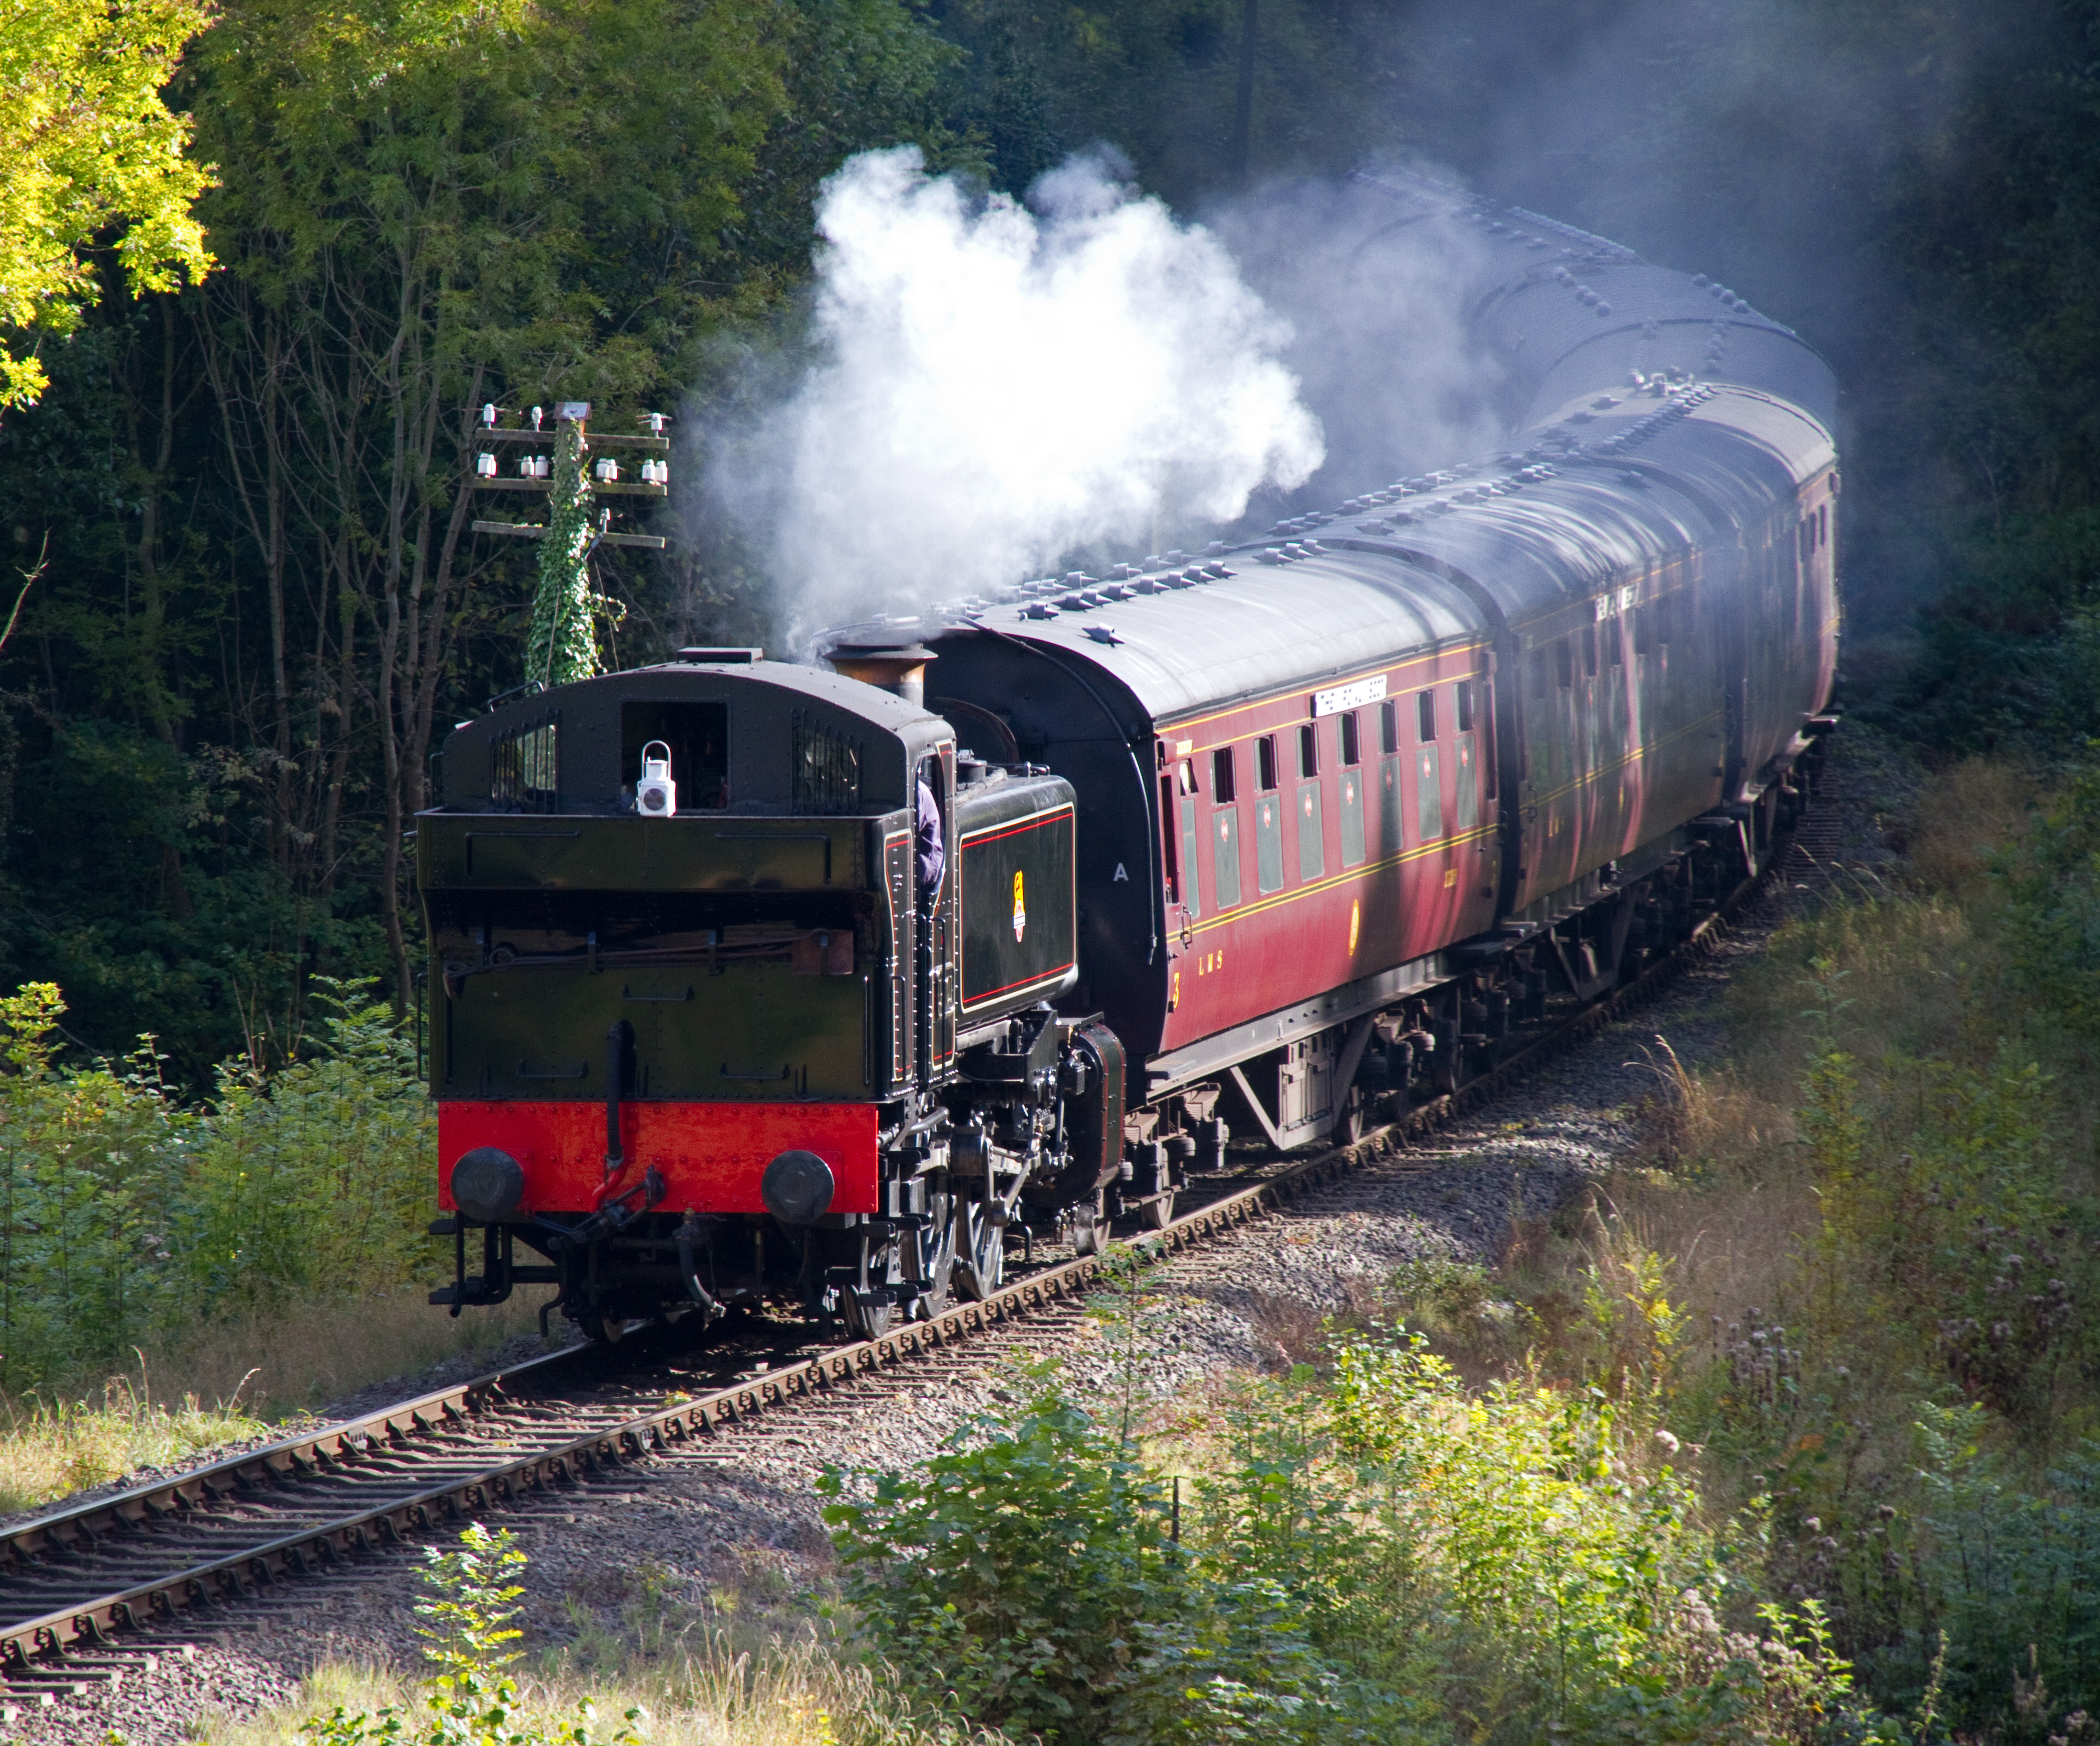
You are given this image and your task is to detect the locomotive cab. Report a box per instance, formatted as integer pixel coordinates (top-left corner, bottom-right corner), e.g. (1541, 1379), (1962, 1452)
(418, 648), (1109, 1341)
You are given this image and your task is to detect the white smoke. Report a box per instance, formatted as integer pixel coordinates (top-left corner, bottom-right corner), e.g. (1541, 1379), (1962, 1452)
(709, 147), (1325, 638)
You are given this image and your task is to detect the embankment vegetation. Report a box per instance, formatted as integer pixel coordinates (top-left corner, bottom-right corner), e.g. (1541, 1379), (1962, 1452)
(0, 979), (543, 1513)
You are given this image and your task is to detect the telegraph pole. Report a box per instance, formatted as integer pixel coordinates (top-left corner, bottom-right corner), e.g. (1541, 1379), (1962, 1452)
(468, 400), (671, 688)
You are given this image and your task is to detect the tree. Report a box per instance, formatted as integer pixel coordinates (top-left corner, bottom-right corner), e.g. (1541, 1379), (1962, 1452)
(190, 0), (793, 1007)
(0, 0), (216, 411)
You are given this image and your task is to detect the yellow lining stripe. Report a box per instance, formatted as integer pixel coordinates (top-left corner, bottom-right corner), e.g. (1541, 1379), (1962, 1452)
(1523, 710), (1723, 808)
(1191, 821), (1499, 937)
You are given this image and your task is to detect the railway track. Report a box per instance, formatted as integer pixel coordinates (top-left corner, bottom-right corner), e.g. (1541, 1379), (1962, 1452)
(0, 770), (1837, 1712)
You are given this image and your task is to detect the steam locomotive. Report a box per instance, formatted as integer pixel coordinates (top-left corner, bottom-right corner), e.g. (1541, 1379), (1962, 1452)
(422, 173), (1839, 1341)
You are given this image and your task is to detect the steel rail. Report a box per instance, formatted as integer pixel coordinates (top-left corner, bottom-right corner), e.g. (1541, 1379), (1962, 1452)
(0, 821), (1786, 1682)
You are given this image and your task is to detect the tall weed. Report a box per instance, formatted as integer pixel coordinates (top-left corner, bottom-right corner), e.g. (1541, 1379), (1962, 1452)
(0, 977), (436, 1396)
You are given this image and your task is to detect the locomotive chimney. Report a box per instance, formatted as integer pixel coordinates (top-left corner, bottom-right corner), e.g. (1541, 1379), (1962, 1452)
(826, 637), (937, 708)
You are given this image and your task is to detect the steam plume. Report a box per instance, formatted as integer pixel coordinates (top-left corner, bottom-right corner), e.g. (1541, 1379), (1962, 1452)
(703, 147), (1324, 639)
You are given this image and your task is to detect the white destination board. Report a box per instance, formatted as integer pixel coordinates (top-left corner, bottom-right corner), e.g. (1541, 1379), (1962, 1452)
(1312, 673), (1389, 716)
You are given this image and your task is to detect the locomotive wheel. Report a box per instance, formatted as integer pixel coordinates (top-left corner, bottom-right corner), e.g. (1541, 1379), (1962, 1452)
(580, 1311), (626, 1345)
(1070, 1191), (1107, 1257)
(954, 1198), (1005, 1300)
(1140, 1190), (1176, 1230)
(840, 1287), (892, 1341)
(1338, 1086), (1366, 1146)
(914, 1182), (957, 1319)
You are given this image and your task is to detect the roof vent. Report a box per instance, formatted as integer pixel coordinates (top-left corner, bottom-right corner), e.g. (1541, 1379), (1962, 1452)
(676, 647), (762, 664)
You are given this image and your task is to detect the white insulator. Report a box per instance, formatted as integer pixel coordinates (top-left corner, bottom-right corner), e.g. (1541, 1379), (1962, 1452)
(476, 452), (496, 477)
(593, 457), (618, 483)
(518, 454), (535, 477)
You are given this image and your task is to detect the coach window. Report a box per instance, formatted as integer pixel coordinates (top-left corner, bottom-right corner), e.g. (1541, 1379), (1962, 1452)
(1417, 736), (1444, 843)
(1253, 736), (1285, 894)
(1417, 689), (1437, 742)
(1604, 617), (1624, 667)
(1555, 638), (1574, 689)
(1455, 681), (1474, 733)
(1174, 758), (1202, 920)
(1339, 714), (1367, 868)
(1297, 723), (1326, 882)
(1634, 604), (1655, 655)
(1582, 624), (1599, 678)
(1377, 710), (1404, 854)
(1819, 505), (1828, 547)
(1211, 747), (1241, 910)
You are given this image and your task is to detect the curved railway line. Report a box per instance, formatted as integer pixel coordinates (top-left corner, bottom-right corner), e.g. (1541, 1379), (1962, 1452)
(0, 777), (1837, 1715)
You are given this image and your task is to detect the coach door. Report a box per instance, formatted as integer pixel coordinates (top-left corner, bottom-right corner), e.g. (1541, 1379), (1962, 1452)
(1453, 657), (1501, 914)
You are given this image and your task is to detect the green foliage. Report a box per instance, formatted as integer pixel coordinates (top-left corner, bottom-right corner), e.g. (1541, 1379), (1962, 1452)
(822, 1379), (1412, 1744)
(0, 715), (389, 1088)
(827, 1356), (1891, 1745)
(0, 977), (435, 1393)
(2000, 759), (2100, 1040)
(302, 1524), (644, 1746)
(0, 0), (215, 409)
(181, 978), (435, 1314)
(1329, 1333), (1725, 1722)
(1870, 512), (2100, 756)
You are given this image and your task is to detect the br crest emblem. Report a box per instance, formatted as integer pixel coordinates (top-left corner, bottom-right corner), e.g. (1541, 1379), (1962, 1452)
(1012, 870), (1027, 942)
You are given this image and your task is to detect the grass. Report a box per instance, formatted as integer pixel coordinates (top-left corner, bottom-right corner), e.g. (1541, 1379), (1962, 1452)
(151, 1283), (561, 1416)
(192, 1636), (958, 1745)
(0, 1286), (559, 1516)
(0, 1367), (266, 1516)
(176, 1522), (998, 1746)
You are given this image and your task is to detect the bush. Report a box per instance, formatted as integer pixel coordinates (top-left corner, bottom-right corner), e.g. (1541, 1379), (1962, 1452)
(826, 1355), (1891, 1746)
(821, 1382), (1410, 1744)
(0, 976), (436, 1394)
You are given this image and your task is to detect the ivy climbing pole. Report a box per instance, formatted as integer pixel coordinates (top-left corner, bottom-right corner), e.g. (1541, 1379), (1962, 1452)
(526, 418), (603, 688)
(466, 400), (672, 690)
